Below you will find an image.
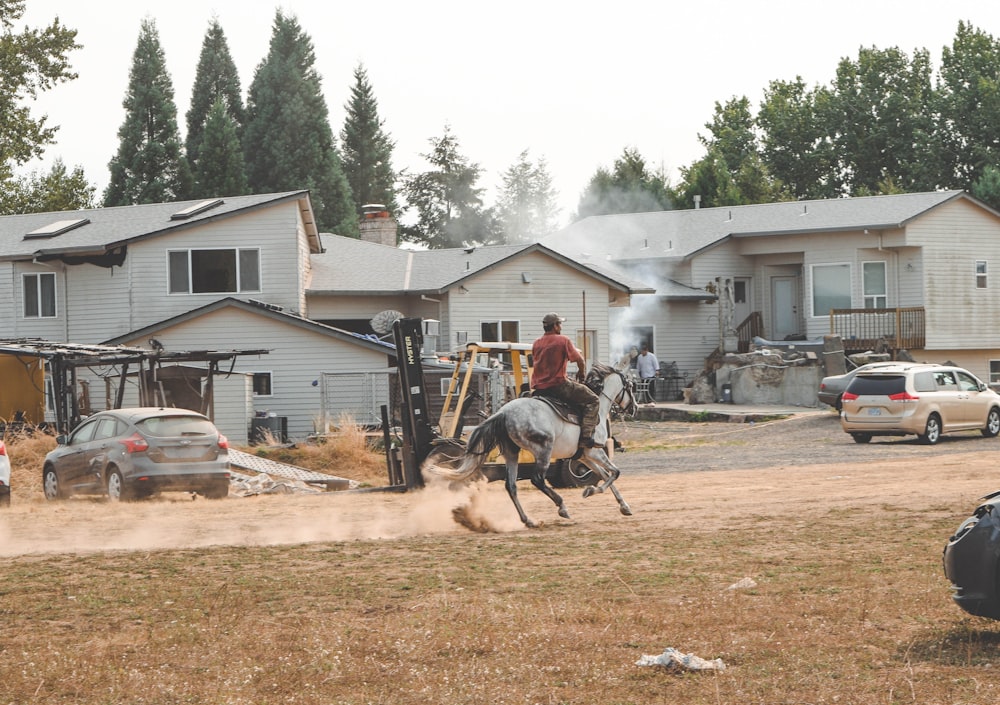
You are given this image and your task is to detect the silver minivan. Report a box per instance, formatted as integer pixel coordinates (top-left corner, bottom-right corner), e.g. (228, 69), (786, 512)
(840, 363), (1000, 444)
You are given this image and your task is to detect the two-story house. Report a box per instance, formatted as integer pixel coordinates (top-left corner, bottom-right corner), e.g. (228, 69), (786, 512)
(544, 190), (1000, 385)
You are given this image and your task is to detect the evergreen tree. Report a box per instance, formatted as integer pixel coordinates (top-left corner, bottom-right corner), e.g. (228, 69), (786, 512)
(574, 147), (672, 219)
(186, 18), (244, 173)
(401, 125), (497, 248)
(340, 64), (397, 215)
(0, 159), (95, 214)
(103, 18), (192, 206)
(194, 98), (248, 197)
(244, 10), (357, 235)
(496, 149), (560, 242)
(0, 1), (79, 181)
(972, 165), (1000, 212)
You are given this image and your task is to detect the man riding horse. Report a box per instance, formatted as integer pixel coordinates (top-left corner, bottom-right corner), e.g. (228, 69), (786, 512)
(531, 312), (600, 449)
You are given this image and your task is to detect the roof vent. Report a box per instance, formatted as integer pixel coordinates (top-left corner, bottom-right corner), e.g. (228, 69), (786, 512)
(171, 198), (224, 220)
(24, 218), (90, 239)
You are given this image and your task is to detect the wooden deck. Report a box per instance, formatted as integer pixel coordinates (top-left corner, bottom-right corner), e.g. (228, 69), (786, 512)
(829, 307), (925, 353)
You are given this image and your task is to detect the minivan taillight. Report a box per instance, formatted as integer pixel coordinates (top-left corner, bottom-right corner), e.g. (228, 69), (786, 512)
(217, 434), (229, 450)
(888, 392), (920, 402)
(119, 432), (149, 453)
(842, 391), (859, 402)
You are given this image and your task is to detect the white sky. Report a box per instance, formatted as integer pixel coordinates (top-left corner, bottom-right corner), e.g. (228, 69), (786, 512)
(17, 0), (1000, 227)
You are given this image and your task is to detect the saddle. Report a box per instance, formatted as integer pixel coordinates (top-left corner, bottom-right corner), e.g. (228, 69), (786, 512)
(527, 388), (581, 425)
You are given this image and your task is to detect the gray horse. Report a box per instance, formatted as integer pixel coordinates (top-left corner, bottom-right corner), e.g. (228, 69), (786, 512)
(428, 362), (638, 528)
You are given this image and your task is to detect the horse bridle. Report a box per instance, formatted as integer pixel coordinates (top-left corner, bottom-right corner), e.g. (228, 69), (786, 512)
(599, 371), (637, 417)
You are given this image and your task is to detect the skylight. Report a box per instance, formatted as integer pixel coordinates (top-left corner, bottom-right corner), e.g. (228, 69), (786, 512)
(24, 218), (91, 239)
(170, 198), (224, 220)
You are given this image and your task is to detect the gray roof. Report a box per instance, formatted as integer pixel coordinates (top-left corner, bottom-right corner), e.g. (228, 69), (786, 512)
(103, 297), (394, 354)
(0, 191), (318, 261)
(307, 236), (655, 295)
(543, 190), (971, 264)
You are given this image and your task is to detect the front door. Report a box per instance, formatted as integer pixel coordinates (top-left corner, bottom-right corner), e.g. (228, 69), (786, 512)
(771, 276), (799, 339)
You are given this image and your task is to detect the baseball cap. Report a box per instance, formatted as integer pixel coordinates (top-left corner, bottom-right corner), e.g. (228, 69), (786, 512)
(542, 312), (566, 325)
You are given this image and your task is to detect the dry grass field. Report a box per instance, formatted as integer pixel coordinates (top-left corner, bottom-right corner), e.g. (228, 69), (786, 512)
(2, 415), (1000, 704)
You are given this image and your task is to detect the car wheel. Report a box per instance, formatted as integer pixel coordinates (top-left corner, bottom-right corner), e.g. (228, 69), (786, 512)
(983, 408), (1000, 437)
(834, 395), (843, 412)
(851, 433), (872, 444)
(43, 466), (65, 500)
(919, 414), (942, 445)
(106, 468), (134, 502)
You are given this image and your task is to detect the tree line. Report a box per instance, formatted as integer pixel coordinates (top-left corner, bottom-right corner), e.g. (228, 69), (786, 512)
(3, 4), (1000, 246)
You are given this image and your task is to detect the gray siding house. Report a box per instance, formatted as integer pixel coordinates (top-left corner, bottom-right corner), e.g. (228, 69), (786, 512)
(544, 191), (1000, 384)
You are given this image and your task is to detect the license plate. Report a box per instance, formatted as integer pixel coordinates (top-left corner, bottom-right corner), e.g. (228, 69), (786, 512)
(867, 408), (882, 416)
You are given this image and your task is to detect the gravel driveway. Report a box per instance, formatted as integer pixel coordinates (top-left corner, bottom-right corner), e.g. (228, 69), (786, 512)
(611, 410), (1000, 474)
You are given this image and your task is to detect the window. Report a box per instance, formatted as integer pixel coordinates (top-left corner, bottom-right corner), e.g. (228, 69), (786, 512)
(733, 279), (747, 304)
(990, 360), (1000, 385)
(168, 248), (261, 294)
(23, 272), (56, 318)
(480, 320), (520, 342)
(811, 263), (851, 316)
(576, 329), (598, 362)
(977, 260), (988, 289)
(862, 261), (887, 309)
(252, 372), (273, 397)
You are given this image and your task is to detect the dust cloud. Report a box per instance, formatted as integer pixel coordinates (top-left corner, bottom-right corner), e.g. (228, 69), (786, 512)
(0, 481), (532, 557)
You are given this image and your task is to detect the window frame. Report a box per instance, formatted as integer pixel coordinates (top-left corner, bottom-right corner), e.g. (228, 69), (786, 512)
(251, 371), (274, 398)
(22, 271), (57, 318)
(989, 360), (1000, 385)
(862, 260), (888, 309)
(479, 319), (520, 343)
(810, 262), (852, 317)
(167, 247), (262, 295)
(976, 260), (988, 289)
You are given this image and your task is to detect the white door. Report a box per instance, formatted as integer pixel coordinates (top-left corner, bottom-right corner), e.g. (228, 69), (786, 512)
(771, 276), (798, 339)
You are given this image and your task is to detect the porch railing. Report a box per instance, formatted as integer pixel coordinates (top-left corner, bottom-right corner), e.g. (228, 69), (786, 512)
(736, 311), (764, 353)
(828, 307), (925, 352)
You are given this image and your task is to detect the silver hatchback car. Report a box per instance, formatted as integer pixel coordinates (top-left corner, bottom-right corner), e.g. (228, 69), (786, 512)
(840, 363), (1000, 444)
(43, 407), (231, 501)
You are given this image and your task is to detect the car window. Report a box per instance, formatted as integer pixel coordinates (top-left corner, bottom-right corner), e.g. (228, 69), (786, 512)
(69, 419), (100, 445)
(955, 371), (982, 392)
(846, 375), (906, 396)
(913, 372), (937, 393)
(933, 371), (958, 390)
(136, 416), (215, 438)
(94, 417), (121, 440)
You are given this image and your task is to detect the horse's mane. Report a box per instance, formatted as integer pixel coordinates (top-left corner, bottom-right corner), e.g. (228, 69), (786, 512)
(586, 361), (617, 385)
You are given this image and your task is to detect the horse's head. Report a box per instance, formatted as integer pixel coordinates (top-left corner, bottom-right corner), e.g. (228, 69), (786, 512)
(587, 362), (639, 417)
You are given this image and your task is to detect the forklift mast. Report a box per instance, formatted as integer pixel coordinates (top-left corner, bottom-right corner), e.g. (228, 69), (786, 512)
(391, 317), (435, 489)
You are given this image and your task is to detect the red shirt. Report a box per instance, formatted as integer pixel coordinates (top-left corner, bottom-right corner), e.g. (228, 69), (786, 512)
(531, 333), (579, 389)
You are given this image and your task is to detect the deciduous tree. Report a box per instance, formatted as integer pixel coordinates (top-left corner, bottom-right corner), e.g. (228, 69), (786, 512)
(0, 159), (95, 214)
(0, 1), (79, 180)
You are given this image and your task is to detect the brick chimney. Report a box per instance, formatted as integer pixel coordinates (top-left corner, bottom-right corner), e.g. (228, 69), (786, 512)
(359, 204), (397, 247)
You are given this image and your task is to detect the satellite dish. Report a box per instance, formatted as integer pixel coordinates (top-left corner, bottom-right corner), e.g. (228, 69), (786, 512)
(370, 310), (404, 336)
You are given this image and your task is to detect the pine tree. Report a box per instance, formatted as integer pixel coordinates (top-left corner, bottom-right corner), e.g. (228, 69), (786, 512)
(103, 18), (191, 206)
(340, 64), (397, 215)
(243, 10), (357, 235)
(186, 18), (244, 173)
(194, 98), (248, 197)
(496, 149), (560, 242)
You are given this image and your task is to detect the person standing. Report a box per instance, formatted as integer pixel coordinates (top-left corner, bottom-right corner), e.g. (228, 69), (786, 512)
(531, 312), (600, 448)
(635, 343), (659, 399)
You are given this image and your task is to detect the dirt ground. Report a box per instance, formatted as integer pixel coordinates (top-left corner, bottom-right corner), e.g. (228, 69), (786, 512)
(2, 411), (997, 556)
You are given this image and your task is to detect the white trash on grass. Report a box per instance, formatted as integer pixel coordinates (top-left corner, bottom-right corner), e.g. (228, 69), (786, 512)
(636, 647), (726, 672)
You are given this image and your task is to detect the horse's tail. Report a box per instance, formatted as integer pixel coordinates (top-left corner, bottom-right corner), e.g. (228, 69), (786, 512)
(436, 413), (508, 482)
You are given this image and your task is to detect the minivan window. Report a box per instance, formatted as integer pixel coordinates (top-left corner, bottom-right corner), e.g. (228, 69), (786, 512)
(913, 371), (937, 393)
(846, 375), (907, 396)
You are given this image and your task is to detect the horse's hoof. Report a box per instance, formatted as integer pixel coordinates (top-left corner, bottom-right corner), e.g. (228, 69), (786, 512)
(619, 503), (633, 516)
(525, 519), (538, 529)
(582, 486), (595, 499)
(558, 506), (570, 519)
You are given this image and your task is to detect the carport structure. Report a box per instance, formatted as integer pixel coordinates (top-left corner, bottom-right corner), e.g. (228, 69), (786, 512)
(0, 339), (268, 433)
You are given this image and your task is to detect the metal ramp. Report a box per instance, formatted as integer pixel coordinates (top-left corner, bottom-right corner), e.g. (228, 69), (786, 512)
(228, 449), (355, 490)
